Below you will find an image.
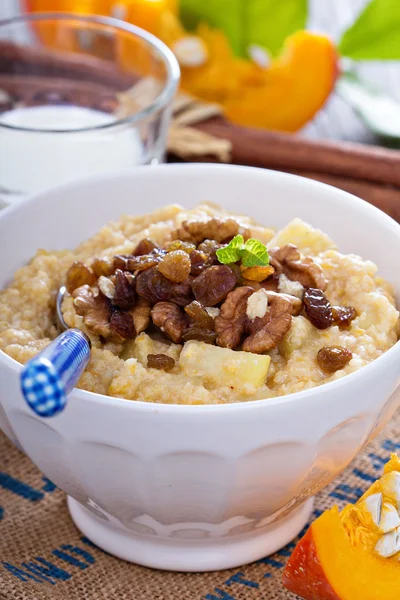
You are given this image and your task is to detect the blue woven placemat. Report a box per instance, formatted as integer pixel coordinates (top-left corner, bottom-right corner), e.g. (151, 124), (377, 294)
(0, 413), (399, 600)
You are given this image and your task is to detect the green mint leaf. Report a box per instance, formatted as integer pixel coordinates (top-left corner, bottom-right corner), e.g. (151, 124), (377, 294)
(216, 234), (244, 264)
(241, 238), (270, 267)
(180, 0), (308, 57)
(339, 0), (400, 60)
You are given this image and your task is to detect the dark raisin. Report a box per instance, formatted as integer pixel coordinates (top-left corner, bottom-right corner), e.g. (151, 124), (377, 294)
(182, 328), (217, 344)
(136, 267), (193, 306)
(157, 250), (191, 283)
(190, 250), (211, 276)
(113, 270), (136, 309)
(192, 265), (237, 307)
(317, 346), (353, 373)
(91, 257), (114, 278)
(184, 301), (215, 329)
(303, 288), (333, 329)
(133, 239), (158, 256)
(147, 353), (175, 371)
(110, 309), (136, 339)
(113, 252), (163, 273)
(332, 306), (357, 328)
(66, 261), (96, 293)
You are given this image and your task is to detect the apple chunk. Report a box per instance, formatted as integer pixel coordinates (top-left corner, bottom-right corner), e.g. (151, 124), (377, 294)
(179, 340), (270, 391)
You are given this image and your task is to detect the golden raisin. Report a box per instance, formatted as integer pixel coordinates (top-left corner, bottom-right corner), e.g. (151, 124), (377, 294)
(91, 257), (114, 278)
(157, 250), (191, 283)
(240, 265), (274, 282)
(166, 240), (196, 254)
(184, 301), (215, 329)
(147, 354), (175, 371)
(332, 306), (357, 328)
(317, 345), (352, 373)
(182, 328), (217, 344)
(66, 261), (96, 294)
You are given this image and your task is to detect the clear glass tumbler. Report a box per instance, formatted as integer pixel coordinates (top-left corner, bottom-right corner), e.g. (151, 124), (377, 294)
(0, 12), (180, 204)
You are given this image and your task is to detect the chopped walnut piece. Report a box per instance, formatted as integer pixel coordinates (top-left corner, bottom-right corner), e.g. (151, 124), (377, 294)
(303, 288), (333, 330)
(98, 276), (116, 300)
(269, 244), (328, 291)
(246, 289), (269, 320)
(278, 293), (303, 316)
(332, 306), (357, 328)
(91, 257), (114, 278)
(66, 261), (96, 294)
(151, 301), (189, 343)
(157, 250), (191, 283)
(131, 297), (151, 334)
(192, 265), (237, 306)
(215, 286), (254, 349)
(147, 353), (175, 371)
(110, 309), (136, 339)
(243, 291), (292, 354)
(317, 345), (352, 373)
(73, 285), (112, 338)
(176, 217), (245, 244)
(113, 269), (136, 309)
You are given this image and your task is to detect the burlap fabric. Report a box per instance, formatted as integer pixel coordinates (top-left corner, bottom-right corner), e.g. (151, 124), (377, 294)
(1, 416), (399, 600)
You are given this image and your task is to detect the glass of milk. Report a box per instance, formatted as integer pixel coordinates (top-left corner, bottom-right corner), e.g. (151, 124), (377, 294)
(0, 12), (180, 205)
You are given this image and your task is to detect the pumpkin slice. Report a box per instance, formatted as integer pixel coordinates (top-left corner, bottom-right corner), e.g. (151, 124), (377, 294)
(223, 31), (339, 132)
(283, 455), (400, 600)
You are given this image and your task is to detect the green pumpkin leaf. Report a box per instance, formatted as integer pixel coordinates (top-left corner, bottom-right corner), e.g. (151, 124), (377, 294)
(339, 0), (400, 59)
(338, 72), (400, 140)
(179, 0), (308, 57)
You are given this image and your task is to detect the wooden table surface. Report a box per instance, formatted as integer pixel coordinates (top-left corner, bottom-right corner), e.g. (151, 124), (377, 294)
(1, 0), (399, 146)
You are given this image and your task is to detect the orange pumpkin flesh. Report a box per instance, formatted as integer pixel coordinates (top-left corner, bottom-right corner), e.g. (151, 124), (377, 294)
(283, 456), (400, 600)
(223, 31), (339, 132)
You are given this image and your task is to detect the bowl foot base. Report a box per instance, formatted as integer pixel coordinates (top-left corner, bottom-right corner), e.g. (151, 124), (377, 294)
(67, 496), (313, 572)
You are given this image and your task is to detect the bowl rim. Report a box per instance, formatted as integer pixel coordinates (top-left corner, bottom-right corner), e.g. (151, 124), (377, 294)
(1, 162), (400, 414)
(0, 12), (180, 133)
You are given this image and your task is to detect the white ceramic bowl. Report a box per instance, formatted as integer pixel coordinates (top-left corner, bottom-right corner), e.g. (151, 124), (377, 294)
(1, 164), (400, 572)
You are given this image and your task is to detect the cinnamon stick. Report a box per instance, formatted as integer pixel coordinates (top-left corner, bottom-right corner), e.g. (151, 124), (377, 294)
(0, 40), (135, 90)
(195, 117), (400, 189)
(286, 170), (400, 223)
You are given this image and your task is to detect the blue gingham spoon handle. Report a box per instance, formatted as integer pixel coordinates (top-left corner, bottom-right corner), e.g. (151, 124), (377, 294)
(20, 329), (91, 417)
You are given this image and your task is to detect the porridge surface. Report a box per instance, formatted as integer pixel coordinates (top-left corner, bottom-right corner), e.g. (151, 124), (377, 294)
(0, 203), (398, 404)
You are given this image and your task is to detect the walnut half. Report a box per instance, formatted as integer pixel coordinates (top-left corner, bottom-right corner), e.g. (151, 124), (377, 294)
(215, 288), (293, 353)
(176, 217), (248, 244)
(243, 291), (292, 354)
(151, 301), (189, 343)
(269, 244), (327, 291)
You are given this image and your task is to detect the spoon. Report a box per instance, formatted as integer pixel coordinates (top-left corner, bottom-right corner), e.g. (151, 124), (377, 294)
(20, 286), (91, 417)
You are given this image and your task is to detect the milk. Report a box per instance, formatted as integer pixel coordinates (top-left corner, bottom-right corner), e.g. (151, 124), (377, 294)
(0, 105), (143, 198)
